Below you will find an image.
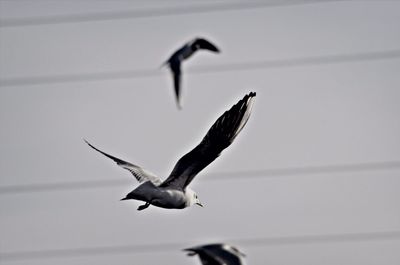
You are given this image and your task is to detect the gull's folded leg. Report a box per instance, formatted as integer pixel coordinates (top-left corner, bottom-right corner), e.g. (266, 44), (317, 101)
(137, 202), (150, 211)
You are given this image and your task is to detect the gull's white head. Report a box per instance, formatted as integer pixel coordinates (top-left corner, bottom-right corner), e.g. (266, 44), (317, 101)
(186, 188), (203, 208)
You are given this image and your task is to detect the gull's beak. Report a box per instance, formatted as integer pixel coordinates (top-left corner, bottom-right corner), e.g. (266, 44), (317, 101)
(196, 202), (204, 207)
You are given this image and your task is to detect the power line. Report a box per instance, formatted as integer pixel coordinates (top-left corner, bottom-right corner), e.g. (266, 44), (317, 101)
(0, 68), (157, 87)
(235, 230), (400, 246)
(0, 0), (354, 28)
(1, 49), (400, 87)
(1, 230), (399, 261)
(1, 160), (399, 195)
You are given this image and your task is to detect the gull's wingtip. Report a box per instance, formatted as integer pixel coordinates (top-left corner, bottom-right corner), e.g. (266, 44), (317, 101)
(248, 91), (256, 98)
(242, 91), (256, 106)
(194, 37), (220, 53)
(245, 91), (257, 106)
(174, 93), (183, 110)
(83, 139), (102, 154)
(83, 138), (94, 148)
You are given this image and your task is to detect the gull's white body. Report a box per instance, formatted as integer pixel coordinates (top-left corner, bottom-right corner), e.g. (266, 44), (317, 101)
(124, 181), (197, 209)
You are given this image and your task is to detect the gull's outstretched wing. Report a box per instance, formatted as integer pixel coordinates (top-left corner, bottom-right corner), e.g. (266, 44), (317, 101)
(84, 140), (162, 185)
(160, 92), (256, 189)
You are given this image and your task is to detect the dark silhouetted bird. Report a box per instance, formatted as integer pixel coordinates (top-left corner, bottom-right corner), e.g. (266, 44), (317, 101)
(184, 243), (246, 265)
(85, 92), (255, 211)
(163, 37), (220, 109)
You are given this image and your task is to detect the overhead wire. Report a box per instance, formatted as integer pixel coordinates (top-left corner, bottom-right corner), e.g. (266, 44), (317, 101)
(1, 230), (399, 261)
(0, 0), (357, 28)
(1, 49), (400, 87)
(1, 160), (399, 194)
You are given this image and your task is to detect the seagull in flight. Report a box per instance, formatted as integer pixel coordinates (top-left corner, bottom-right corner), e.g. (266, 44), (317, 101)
(184, 243), (246, 265)
(85, 92), (255, 211)
(163, 37), (220, 109)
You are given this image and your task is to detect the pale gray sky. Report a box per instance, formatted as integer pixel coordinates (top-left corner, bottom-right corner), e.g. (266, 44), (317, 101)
(1, 1), (400, 264)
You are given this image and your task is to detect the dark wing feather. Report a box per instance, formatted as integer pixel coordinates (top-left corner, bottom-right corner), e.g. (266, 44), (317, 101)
(84, 140), (162, 185)
(202, 244), (243, 265)
(169, 58), (182, 109)
(184, 247), (224, 265)
(184, 244), (244, 265)
(193, 38), (220, 53)
(160, 92), (256, 189)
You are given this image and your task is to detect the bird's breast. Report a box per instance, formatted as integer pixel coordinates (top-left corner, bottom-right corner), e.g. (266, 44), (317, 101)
(152, 188), (187, 209)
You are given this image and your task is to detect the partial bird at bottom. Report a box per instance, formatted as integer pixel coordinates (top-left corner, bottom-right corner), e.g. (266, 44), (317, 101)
(184, 243), (246, 265)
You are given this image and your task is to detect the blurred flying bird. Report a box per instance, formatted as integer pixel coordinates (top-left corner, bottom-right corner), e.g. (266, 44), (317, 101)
(85, 92), (255, 211)
(162, 37), (220, 109)
(184, 243), (245, 265)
